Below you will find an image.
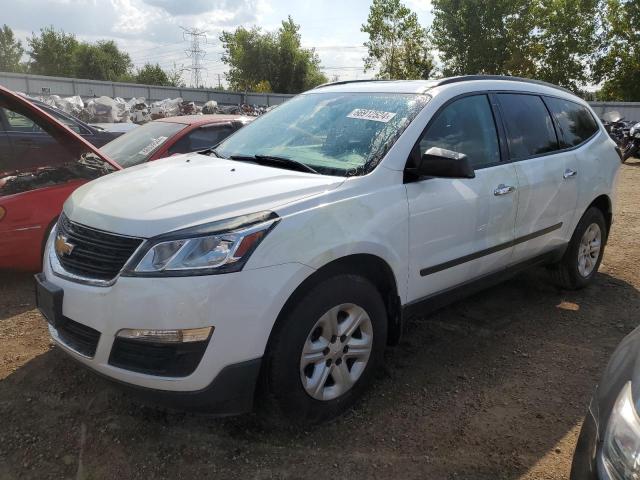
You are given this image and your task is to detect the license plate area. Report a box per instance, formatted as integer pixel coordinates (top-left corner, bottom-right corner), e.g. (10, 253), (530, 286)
(34, 273), (64, 328)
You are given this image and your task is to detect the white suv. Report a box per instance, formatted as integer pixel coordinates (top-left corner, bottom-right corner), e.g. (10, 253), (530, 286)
(36, 76), (621, 423)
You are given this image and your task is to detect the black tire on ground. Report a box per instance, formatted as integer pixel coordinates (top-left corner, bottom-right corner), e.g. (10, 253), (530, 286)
(549, 207), (607, 290)
(260, 274), (388, 425)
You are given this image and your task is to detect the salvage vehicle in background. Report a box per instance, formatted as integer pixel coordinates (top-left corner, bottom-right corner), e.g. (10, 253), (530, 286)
(25, 98), (124, 147)
(36, 76), (620, 423)
(571, 325), (640, 479)
(0, 85), (120, 271)
(100, 114), (252, 168)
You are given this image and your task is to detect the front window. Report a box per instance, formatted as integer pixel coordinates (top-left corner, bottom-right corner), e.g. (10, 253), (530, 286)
(215, 92), (430, 176)
(101, 121), (186, 168)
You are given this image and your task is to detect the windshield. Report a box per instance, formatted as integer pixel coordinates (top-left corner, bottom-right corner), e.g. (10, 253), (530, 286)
(215, 92), (429, 176)
(101, 121), (186, 168)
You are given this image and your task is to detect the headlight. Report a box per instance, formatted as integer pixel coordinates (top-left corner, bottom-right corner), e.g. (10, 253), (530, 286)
(603, 382), (640, 479)
(122, 211), (279, 276)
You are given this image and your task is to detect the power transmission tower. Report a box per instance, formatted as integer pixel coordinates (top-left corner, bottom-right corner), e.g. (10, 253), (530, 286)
(181, 26), (207, 88)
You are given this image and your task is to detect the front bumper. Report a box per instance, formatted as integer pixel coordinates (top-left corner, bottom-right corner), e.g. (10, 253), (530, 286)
(570, 400), (601, 480)
(40, 244), (314, 410)
(57, 343), (262, 415)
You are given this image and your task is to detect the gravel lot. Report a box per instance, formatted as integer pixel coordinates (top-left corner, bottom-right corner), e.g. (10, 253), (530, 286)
(1, 161), (640, 480)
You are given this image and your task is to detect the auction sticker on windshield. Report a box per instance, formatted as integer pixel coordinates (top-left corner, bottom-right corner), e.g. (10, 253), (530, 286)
(138, 136), (168, 156)
(347, 109), (397, 123)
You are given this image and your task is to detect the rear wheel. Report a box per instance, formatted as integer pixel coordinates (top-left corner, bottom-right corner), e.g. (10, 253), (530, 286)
(261, 274), (387, 424)
(550, 207), (606, 290)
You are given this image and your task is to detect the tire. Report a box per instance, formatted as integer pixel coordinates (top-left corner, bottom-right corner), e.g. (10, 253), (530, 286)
(260, 274), (388, 425)
(549, 207), (607, 290)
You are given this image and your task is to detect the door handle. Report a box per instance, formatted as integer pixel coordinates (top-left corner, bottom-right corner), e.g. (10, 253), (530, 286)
(563, 168), (577, 179)
(494, 184), (516, 196)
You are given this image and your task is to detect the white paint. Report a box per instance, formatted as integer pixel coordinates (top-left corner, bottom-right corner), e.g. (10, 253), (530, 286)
(43, 78), (621, 397)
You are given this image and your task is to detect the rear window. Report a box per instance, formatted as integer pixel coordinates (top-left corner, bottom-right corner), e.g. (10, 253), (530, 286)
(544, 97), (599, 148)
(497, 94), (558, 160)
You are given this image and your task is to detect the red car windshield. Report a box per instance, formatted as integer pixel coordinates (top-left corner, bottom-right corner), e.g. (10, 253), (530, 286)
(101, 121), (186, 168)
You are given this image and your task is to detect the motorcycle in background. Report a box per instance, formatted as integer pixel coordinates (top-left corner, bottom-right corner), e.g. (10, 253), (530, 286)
(623, 122), (640, 162)
(601, 111), (633, 150)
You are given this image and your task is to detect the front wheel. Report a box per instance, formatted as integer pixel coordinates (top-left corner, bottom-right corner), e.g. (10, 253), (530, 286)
(549, 207), (607, 290)
(261, 274), (388, 424)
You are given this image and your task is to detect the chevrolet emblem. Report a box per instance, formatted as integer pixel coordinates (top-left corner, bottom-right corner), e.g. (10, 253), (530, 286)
(55, 234), (75, 257)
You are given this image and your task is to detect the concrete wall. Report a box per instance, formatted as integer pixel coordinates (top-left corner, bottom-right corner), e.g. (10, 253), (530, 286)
(588, 102), (640, 122)
(3, 72), (640, 121)
(0, 71), (294, 106)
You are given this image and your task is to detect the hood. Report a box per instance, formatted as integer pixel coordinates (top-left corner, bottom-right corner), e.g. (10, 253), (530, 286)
(0, 86), (120, 171)
(64, 153), (345, 237)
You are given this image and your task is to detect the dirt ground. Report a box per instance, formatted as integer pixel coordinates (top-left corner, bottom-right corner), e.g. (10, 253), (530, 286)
(2, 162), (640, 480)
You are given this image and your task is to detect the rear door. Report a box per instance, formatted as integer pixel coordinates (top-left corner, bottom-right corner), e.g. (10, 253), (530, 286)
(406, 93), (519, 301)
(495, 93), (578, 264)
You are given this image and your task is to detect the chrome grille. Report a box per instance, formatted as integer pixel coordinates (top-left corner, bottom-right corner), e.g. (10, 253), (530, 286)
(55, 214), (143, 281)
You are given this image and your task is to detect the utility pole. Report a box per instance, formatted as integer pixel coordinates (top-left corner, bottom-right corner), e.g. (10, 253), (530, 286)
(217, 73), (222, 89)
(181, 26), (207, 88)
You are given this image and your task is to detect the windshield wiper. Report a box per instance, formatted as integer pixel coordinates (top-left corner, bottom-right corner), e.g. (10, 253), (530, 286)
(203, 148), (226, 158)
(229, 154), (319, 174)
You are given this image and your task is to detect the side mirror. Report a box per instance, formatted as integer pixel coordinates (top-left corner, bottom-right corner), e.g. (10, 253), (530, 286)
(416, 147), (475, 179)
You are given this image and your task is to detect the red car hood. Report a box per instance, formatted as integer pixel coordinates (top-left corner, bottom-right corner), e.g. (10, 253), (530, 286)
(0, 85), (121, 171)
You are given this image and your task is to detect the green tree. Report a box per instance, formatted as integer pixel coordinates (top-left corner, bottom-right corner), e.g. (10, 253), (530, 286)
(220, 16), (327, 93)
(166, 62), (185, 87)
(535, 0), (599, 91)
(74, 40), (132, 81)
(431, 0), (537, 77)
(0, 25), (24, 73)
(27, 26), (78, 76)
(135, 63), (171, 86)
(593, 0), (640, 101)
(361, 0), (434, 79)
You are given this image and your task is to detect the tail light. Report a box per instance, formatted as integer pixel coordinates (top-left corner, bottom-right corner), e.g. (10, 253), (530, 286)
(0, 206), (5, 221)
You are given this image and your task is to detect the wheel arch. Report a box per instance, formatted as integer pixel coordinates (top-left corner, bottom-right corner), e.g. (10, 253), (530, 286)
(266, 254), (403, 352)
(586, 194), (612, 240)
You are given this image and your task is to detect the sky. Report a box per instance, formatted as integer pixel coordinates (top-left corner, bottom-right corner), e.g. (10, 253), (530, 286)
(3, 0), (434, 88)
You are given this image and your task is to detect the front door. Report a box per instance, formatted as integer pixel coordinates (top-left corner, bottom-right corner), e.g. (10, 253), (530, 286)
(406, 94), (519, 302)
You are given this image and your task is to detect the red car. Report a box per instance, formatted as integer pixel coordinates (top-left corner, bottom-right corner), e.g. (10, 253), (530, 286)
(100, 114), (252, 168)
(0, 86), (121, 271)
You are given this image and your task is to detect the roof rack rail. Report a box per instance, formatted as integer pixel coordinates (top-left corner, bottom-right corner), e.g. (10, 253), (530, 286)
(313, 79), (390, 89)
(432, 75), (574, 95)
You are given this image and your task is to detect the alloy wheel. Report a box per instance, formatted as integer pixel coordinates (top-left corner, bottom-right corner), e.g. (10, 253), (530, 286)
(577, 223), (602, 277)
(299, 303), (373, 401)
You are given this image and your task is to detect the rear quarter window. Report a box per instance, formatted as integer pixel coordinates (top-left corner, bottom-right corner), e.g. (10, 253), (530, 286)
(497, 93), (559, 160)
(544, 97), (599, 148)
